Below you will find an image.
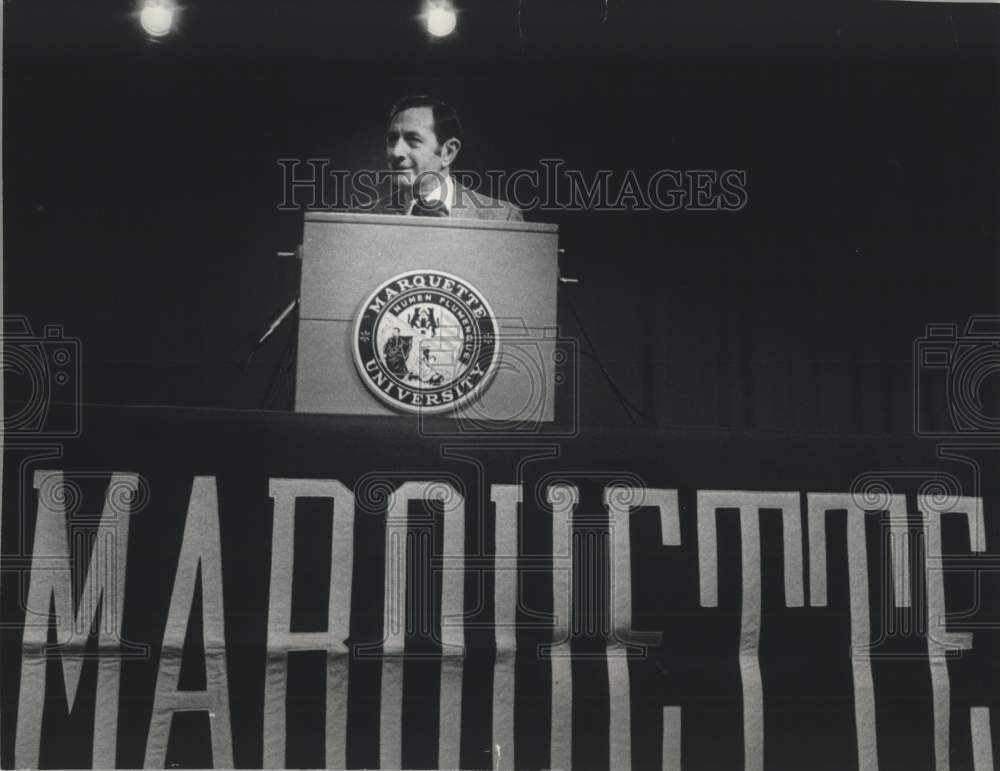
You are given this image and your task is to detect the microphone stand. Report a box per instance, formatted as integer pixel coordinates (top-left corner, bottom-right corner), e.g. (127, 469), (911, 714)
(231, 297), (299, 408)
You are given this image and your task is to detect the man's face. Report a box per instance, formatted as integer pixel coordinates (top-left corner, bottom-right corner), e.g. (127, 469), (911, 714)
(385, 106), (455, 193)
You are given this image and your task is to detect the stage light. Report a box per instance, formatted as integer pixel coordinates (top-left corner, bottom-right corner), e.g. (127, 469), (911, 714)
(424, 1), (457, 37)
(139, 0), (175, 38)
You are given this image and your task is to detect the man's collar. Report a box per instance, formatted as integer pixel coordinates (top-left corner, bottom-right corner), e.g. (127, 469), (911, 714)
(408, 174), (455, 214)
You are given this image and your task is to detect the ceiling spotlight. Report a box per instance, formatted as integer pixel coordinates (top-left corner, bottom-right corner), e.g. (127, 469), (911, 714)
(424, 1), (457, 38)
(139, 0), (176, 38)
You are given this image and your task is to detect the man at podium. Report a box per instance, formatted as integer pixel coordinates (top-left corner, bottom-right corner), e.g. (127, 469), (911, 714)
(375, 95), (524, 221)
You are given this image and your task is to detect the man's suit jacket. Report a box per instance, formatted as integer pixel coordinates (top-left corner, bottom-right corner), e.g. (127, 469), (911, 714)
(373, 180), (524, 222)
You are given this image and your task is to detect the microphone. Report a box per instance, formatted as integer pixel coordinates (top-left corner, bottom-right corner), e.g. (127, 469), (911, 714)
(253, 298), (299, 352)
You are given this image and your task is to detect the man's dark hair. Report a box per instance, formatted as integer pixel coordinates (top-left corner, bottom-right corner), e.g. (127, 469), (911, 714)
(386, 95), (463, 145)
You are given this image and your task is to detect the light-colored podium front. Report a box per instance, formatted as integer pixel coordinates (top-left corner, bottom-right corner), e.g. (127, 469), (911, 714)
(295, 212), (560, 421)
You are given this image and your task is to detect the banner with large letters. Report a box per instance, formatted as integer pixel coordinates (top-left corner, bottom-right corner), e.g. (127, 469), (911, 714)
(2, 405), (999, 769)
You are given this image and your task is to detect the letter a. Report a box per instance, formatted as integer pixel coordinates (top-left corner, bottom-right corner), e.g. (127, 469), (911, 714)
(144, 477), (234, 768)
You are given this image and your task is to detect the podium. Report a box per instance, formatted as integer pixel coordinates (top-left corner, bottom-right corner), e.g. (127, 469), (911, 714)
(294, 212), (561, 421)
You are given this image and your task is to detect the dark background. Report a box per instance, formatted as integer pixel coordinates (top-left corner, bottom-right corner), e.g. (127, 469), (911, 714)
(5, 0), (999, 431)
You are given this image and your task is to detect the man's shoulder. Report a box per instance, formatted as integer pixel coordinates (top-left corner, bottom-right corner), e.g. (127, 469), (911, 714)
(451, 182), (524, 222)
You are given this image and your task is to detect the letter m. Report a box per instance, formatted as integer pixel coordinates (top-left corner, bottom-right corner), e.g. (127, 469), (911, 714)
(15, 470), (139, 768)
(566, 169), (611, 209)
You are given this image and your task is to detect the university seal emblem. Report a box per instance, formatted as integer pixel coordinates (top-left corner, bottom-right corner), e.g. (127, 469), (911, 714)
(352, 269), (500, 413)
